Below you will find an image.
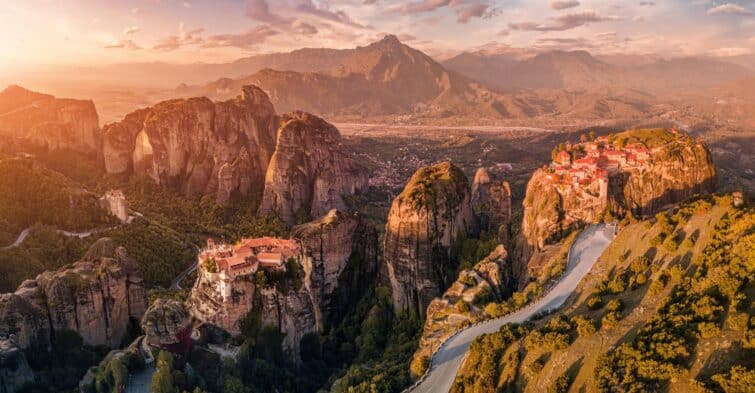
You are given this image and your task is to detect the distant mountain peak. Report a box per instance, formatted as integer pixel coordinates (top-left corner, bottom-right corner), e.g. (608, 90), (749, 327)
(378, 34), (402, 45)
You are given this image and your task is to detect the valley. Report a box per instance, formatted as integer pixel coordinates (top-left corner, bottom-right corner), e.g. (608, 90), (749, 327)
(0, 5), (753, 393)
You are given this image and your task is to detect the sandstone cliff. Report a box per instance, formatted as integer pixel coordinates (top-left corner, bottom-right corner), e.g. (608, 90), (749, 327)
(0, 337), (34, 393)
(515, 129), (716, 282)
(471, 167), (512, 243)
(292, 209), (378, 330)
(186, 266), (316, 362)
(141, 299), (192, 350)
(257, 112), (369, 226)
(0, 238), (147, 350)
(102, 85), (278, 205)
(384, 162), (477, 316)
(410, 245), (512, 375)
(0, 85), (100, 155)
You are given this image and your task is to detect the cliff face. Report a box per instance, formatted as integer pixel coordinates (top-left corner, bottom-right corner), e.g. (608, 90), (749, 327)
(471, 167), (512, 242)
(186, 267), (316, 362)
(515, 129), (716, 282)
(141, 299), (192, 350)
(102, 85), (278, 205)
(411, 246), (512, 373)
(258, 111), (369, 226)
(0, 338), (34, 393)
(292, 209), (378, 330)
(0, 85), (100, 155)
(0, 238), (147, 350)
(384, 162), (477, 316)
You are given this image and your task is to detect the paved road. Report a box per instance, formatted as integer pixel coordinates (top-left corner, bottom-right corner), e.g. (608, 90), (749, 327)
(1, 228), (31, 250)
(170, 244), (200, 290)
(1, 214), (141, 250)
(409, 224), (615, 393)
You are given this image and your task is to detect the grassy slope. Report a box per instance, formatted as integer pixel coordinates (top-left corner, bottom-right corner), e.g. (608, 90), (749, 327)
(453, 195), (753, 393)
(525, 202), (729, 392)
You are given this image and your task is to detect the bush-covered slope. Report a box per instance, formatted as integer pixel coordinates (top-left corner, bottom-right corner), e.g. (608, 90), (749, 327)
(0, 157), (112, 245)
(452, 195), (753, 393)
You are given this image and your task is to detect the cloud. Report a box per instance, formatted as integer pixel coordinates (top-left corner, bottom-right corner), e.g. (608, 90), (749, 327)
(388, 0), (494, 23)
(291, 19), (318, 35)
(398, 33), (417, 41)
(707, 3), (752, 16)
(203, 25), (279, 49)
(246, 0), (293, 24)
(549, 1), (580, 10)
(639, 1), (654, 6)
(509, 11), (621, 32)
(498, 29), (509, 36)
(296, 0), (367, 28)
(456, 3), (486, 23)
(131, 7), (141, 15)
(153, 23), (205, 51)
(390, 0), (454, 15)
(123, 26), (139, 35)
(183, 2), (192, 9)
(710, 47), (752, 57)
(105, 40), (141, 50)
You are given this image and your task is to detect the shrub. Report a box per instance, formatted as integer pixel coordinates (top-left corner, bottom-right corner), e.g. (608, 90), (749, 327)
(727, 312), (749, 331)
(455, 301), (471, 314)
(607, 274), (628, 294)
(630, 273), (647, 289)
(663, 236), (679, 252)
(485, 302), (508, 318)
(710, 366), (755, 393)
(605, 299), (624, 313)
(573, 316), (597, 337)
(601, 311), (622, 328)
(697, 322), (720, 339)
(410, 355), (430, 379)
(548, 371), (574, 393)
(587, 296), (604, 310)
(630, 257), (651, 274)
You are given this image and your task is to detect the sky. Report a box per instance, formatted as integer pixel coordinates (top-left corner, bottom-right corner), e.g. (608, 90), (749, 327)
(0, 0), (753, 71)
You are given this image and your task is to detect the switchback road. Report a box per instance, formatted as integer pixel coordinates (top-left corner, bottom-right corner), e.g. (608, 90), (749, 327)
(408, 224), (615, 393)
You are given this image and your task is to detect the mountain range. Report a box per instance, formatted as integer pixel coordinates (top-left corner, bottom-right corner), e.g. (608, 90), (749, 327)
(5, 35), (753, 124)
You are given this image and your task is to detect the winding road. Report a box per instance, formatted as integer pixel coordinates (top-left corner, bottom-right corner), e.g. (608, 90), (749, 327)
(408, 224), (615, 393)
(169, 244), (200, 290)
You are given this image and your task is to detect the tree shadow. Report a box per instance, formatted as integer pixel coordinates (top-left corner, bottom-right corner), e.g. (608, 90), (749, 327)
(696, 341), (748, 379)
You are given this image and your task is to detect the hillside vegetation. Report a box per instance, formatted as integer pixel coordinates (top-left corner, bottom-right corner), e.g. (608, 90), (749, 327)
(0, 158), (112, 245)
(452, 195), (753, 393)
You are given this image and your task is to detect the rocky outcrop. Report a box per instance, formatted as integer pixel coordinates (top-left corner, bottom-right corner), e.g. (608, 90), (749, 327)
(515, 129), (716, 282)
(258, 286), (316, 362)
(384, 162), (477, 316)
(0, 337), (34, 393)
(471, 167), (512, 242)
(411, 246), (512, 375)
(258, 112), (369, 226)
(0, 238), (147, 350)
(141, 299), (192, 350)
(292, 209), (379, 330)
(102, 85), (278, 205)
(0, 85), (100, 155)
(187, 266), (316, 362)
